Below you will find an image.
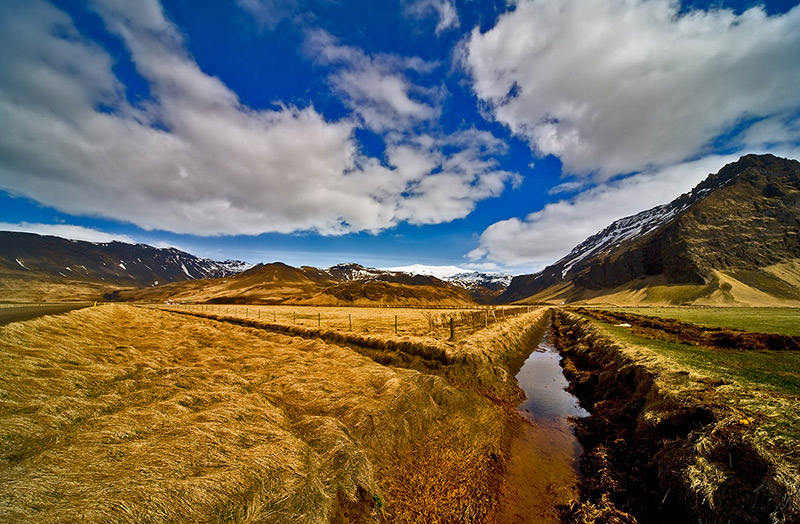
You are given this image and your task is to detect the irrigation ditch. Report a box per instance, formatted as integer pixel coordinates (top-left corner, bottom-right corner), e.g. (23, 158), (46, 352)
(145, 305), (798, 522)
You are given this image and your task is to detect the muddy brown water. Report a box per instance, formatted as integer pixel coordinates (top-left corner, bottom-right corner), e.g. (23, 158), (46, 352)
(495, 325), (588, 523)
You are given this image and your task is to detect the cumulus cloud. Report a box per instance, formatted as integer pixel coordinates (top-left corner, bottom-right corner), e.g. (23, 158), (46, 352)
(468, 154), (743, 268)
(0, 0), (517, 237)
(306, 30), (441, 132)
(0, 222), (136, 244)
(403, 0), (459, 35)
(465, 0), (800, 178)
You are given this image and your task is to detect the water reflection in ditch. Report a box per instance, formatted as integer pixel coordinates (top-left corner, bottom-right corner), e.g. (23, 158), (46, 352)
(494, 326), (589, 524)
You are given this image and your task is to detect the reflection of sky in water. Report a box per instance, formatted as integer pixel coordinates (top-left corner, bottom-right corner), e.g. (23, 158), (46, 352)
(516, 331), (589, 423)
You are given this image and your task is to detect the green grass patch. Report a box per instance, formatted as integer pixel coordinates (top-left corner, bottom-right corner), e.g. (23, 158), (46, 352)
(591, 320), (800, 443)
(597, 321), (800, 396)
(602, 307), (800, 336)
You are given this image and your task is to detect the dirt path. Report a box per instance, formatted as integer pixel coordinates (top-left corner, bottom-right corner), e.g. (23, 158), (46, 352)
(0, 303), (91, 326)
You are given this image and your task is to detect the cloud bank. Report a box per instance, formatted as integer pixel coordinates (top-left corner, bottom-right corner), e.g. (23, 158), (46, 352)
(402, 0), (460, 35)
(468, 154), (742, 269)
(465, 0), (800, 268)
(0, 222), (136, 244)
(466, 0), (800, 178)
(0, 0), (516, 237)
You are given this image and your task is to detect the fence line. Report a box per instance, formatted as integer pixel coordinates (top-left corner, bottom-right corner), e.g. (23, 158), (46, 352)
(147, 303), (537, 340)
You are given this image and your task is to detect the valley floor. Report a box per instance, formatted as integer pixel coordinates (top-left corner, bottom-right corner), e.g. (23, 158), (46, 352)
(2, 303), (798, 523)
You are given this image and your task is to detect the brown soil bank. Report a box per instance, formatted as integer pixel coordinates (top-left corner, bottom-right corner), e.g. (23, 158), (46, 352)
(553, 310), (799, 524)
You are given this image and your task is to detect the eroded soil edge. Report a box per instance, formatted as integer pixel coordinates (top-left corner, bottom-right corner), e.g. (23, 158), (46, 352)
(552, 310), (799, 524)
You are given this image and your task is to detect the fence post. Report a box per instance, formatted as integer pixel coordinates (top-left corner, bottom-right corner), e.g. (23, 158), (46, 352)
(318, 312), (321, 328)
(395, 315), (398, 334)
(293, 312), (296, 324)
(449, 317), (455, 341)
(349, 314), (352, 331)
(484, 311), (488, 328)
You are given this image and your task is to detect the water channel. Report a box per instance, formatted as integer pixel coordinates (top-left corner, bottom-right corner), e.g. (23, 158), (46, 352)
(495, 324), (589, 523)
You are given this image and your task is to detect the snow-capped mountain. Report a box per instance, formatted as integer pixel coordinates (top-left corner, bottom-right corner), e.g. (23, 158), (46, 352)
(384, 264), (511, 285)
(499, 154), (800, 304)
(383, 264), (472, 279)
(383, 264), (512, 301)
(0, 231), (251, 287)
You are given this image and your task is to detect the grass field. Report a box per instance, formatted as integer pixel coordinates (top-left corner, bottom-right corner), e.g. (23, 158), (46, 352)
(601, 306), (800, 335)
(150, 303), (535, 341)
(0, 304), (545, 523)
(591, 320), (800, 448)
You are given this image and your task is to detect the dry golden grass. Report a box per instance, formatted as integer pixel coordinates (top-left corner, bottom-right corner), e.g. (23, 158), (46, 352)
(151, 304), (548, 402)
(151, 303), (535, 341)
(0, 272), (120, 303)
(0, 304), (526, 523)
(518, 269), (800, 307)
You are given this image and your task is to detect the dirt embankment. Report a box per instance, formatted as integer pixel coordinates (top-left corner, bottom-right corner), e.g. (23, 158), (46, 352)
(553, 310), (799, 524)
(571, 307), (800, 351)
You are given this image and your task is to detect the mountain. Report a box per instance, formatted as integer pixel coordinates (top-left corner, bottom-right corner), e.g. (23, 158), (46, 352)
(0, 231), (508, 305)
(384, 264), (513, 302)
(0, 231), (250, 301)
(500, 154), (800, 306)
(113, 262), (478, 306)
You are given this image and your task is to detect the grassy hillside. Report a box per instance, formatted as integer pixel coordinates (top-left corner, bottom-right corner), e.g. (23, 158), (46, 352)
(554, 310), (800, 523)
(111, 264), (475, 306)
(514, 267), (800, 307)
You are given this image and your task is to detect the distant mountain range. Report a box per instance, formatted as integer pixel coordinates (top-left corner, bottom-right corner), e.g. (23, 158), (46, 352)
(3, 154), (798, 306)
(501, 154), (800, 306)
(0, 231), (250, 286)
(0, 232), (509, 304)
(108, 262), (505, 305)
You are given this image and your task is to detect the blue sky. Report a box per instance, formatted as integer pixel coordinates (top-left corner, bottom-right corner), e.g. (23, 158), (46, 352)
(1, 0), (799, 274)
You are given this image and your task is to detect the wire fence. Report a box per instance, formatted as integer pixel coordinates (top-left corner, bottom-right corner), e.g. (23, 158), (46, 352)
(148, 303), (537, 340)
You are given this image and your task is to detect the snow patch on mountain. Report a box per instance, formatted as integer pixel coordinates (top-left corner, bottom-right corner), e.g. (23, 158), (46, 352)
(384, 264), (513, 290)
(383, 264), (471, 279)
(557, 202), (691, 278)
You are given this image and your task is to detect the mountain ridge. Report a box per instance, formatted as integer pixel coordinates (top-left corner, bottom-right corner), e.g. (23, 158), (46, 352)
(499, 154), (800, 305)
(109, 261), (482, 306)
(0, 231), (250, 288)
(0, 232), (508, 304)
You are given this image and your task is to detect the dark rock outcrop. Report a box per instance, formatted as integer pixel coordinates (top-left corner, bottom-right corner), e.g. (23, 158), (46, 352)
(499, 154), (800, 303)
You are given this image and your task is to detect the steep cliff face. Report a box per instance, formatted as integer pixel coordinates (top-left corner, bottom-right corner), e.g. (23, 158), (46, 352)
(499, 154), (800, 304)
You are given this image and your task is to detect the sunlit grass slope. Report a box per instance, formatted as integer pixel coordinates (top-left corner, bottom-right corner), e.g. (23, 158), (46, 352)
(0, 305), (509, 523)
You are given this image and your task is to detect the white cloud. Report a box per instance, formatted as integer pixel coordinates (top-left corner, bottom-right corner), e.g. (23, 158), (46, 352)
(469, 154), (743, 267)
(0, 0), (517, 237)
(236, 0), (301, 30)
(465, 0), (800, 178)
(306, 30), (441, 132)
(403, 0), (460, 35)
(0, 222), (136, 244)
